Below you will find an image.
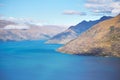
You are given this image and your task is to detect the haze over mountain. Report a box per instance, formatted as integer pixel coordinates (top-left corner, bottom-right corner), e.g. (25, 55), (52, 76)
(0, 20), (16, 28)
(46, 16), (112, 44)
(58, 15), (120, 57)
(0, 17), (66, 41)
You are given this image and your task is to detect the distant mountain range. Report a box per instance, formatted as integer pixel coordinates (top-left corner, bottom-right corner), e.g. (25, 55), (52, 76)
(46, 16), (112, 44)
(0, 18), (65, 41)
(58, 15), (120, 57)
(0, 20), (16, 28)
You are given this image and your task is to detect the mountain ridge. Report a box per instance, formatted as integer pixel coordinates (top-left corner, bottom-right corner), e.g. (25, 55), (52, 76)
(58, 15), (120, 57)
(46, 16), (112, 44)
(0, 18), (65, 41)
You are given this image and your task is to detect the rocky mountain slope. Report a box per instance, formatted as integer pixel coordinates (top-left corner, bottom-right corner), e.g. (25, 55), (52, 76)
(46, 16), (112, 44)
(58, 15), (120, 57)
(0, 19), (65, 41)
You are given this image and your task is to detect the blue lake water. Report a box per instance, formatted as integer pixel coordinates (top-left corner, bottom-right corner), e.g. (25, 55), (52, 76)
(0, 40), (120, 80)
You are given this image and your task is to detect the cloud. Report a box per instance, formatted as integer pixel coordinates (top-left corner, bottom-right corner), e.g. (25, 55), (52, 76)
(85, 0), (120, 15)
(0, 16), (44, 26)
(93, 10), (112, 14)
(0, 14), (4, 17)
(114, 0), (120, 2)
(4, 24), (30, 29)
(63, 10), (86, 16)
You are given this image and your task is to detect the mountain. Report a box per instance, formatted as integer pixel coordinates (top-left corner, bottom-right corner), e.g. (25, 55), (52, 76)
(0, 18), (65, 41)
(0, 20), (16, 28)
(46, 16), (112, 44)
(58, 15), (120, 57)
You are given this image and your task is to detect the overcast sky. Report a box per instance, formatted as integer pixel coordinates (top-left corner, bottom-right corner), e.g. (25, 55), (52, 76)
(0, 0), (120, 27)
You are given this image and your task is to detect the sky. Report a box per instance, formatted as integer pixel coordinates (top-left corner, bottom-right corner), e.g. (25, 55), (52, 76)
(0, 0), (120, 27)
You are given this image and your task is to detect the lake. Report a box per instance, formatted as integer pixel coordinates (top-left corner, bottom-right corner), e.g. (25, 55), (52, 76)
(0, 40), (120, 80)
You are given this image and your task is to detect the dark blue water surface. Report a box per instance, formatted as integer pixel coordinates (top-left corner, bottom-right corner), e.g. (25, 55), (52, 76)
(0, 40), (120, 80)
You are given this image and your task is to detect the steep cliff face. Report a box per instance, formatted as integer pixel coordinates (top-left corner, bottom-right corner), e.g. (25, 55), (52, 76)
(58, 15), (120, 57)
(46, 16), (112, 44)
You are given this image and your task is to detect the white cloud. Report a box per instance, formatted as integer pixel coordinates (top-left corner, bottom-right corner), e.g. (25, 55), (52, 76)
(114, 0), (120, 2)
(87, 0), (111, 4)
(4, 24), (30, 29)
(85, 0), (120, 15)
(111, 2), (120, 14)
(0, 16), (43, 26)
(63, 10), (86, 15)
(93, 10), (112, 13)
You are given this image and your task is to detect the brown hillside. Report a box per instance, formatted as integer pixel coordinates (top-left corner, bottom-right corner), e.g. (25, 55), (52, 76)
(58, 15), (120, 57)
